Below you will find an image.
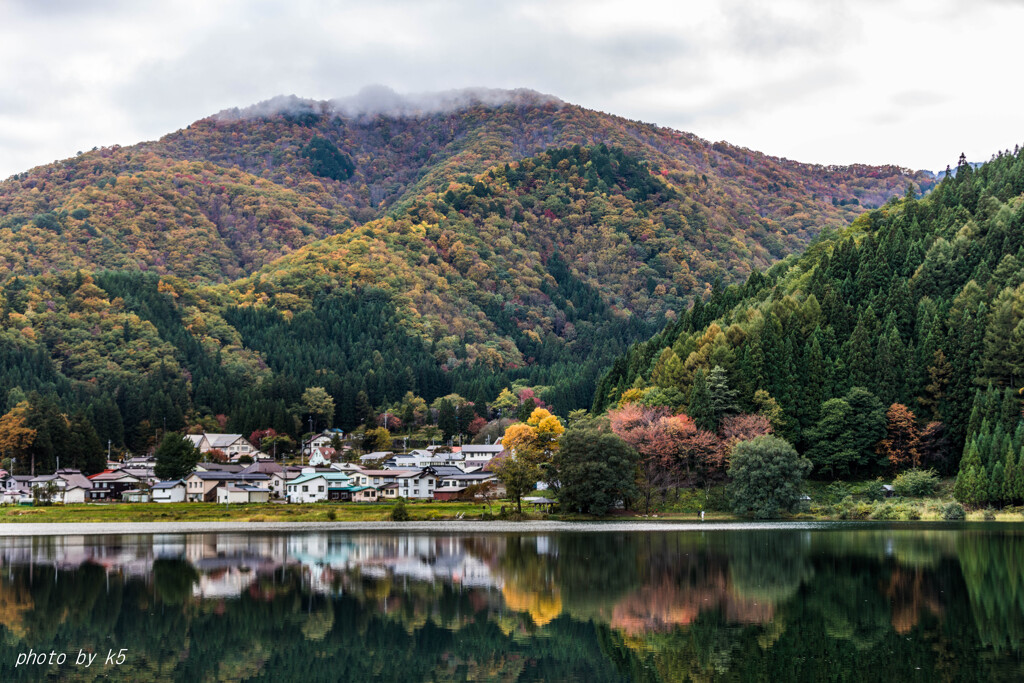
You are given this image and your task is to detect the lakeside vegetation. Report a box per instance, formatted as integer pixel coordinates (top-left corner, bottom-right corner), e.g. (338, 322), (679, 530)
(0, 479), (1018, 524)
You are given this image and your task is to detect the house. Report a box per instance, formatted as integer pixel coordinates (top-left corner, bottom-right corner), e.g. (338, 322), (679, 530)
(123, 456), (157, 472)
(217, 485), (271, 504)
(343, 486), (378, 502)
(185, 433), (256, 458)
(29, 469), (94, 504)
(434, 471), (504, 501)
(88, 470), (143, 501)
(194, 462), (246, 474)
(308, 447), (335, 467)
(152, 480), (187, 503)
(285, 470), (355, 504)
(461, 444), (506, 470)
(239, 461), (284, 477)
(359, 451), (393, 465)
(121, 489), (152, 503)
(348, 469), (414, 490)
(330, 462), (364, 475)
(302, 429), (345, 456)
(184, 472), (271, 502)
(394, 470), (439, 499)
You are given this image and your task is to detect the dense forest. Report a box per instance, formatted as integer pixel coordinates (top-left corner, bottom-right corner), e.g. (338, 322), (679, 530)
(594, 147), (1024, 504)
(0, 91), (934, 468)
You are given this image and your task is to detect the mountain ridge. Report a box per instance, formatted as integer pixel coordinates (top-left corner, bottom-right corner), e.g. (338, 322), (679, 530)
(0, 89), (940, 454)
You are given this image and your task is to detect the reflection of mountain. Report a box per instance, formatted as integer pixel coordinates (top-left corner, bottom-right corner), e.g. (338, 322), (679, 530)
(0, 529), (1022, 681)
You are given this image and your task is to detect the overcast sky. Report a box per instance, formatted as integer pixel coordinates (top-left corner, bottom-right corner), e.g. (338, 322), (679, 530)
(1, 0), (1021, 179)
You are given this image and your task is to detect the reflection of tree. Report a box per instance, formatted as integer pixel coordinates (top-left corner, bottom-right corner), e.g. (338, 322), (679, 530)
(885, 567), (943, 635)
(0, 580), (32, 640)
(301, 601), (334, 641)
(723, 531), (814, 605)
(497, 536), (562, 626)
(153, 558), (198, 605)
(958, 532), (1024, 652)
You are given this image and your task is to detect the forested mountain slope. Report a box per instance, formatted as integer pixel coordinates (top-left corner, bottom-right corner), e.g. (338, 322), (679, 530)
(594, 149), (1024, 496)
(0, 89), (937, 461)
(1, 89), (931, 284)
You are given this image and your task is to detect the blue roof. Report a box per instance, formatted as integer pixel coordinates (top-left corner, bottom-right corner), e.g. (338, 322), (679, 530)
(152, 480), (184, 489)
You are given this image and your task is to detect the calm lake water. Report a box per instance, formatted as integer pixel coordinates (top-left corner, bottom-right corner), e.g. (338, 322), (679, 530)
(0, 524), (1021, 681)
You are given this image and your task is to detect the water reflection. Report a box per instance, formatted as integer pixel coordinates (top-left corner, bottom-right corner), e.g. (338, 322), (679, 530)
(0, 528), (1021, 681)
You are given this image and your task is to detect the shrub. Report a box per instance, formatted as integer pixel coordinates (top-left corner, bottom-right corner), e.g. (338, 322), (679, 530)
(824, 481), (851, 505)
(728, 435), (812, 519)
(862, 478), (886, 502)
(327, 509), (337, 521)
(892, 468), (939, 497)
(941, 502), (965, 521)
(983, 508), (996, 521)
(389, 500), (410, 521)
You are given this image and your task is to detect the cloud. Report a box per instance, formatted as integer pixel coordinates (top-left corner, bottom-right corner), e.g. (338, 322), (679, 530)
(0, 0), (1021, 177)
(213, 86), (562, 121)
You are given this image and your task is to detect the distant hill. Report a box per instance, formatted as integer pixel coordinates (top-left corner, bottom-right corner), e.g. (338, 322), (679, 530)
(0, 88), (938, 453)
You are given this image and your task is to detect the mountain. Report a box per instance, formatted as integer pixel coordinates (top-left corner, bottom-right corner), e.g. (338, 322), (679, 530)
(0, 88), (937, 459)
(594, 150), (1024, 497)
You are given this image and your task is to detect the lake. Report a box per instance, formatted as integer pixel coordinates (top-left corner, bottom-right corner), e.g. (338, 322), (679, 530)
(0, 523), (1021, 681)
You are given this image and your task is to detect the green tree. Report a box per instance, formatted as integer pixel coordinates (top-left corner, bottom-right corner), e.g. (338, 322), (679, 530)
(154, 432), (200, 480)
(437, 399), (457, 442)
(554, 428), (637, 515)
(491, 388), (520, 418)
(302, 387), (336, 429)
(689, 368), (713, 430)
(728, 435), (812, 519)
(492, 454), (540, 514)
(706, 365), (738, 429)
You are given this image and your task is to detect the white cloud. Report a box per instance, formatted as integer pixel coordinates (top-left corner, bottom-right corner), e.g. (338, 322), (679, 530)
(0, 0), (1022, 178)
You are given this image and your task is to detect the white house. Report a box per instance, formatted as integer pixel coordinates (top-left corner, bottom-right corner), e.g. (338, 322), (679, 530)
(152, 480), (187, 503)
(308, 447), (336, 467)
(461, 444), (506, 470)
(286, 470), (355, 503)
(394, 470), (439, 499)
(185, 433), (256, 458)
(302, 429), (344, 456)
(217, 485), (271, 504)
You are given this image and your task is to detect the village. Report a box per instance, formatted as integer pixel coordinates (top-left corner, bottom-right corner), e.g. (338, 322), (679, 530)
(0, 430), (510, 507)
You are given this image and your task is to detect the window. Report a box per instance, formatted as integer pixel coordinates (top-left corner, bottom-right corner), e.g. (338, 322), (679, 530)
(302, 485), (308, 492)
(318, 485), (324, 492)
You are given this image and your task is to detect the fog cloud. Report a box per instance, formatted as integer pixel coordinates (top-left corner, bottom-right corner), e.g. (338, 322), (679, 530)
(0, 0), (1022, 178)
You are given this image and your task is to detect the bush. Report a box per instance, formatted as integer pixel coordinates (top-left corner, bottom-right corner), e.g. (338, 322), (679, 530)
(862, 478), (886, 502)
(824, 481), (851, 505)
(941, 502), (965, 521)
(728, 436), (812, 519)
(892, 468), (939, 497)
(327, 509), (337, 521)
(983, 508), (996, 521)
(389, 500), (410, 521)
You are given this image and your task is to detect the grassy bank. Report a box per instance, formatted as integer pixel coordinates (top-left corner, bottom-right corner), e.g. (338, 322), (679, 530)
(3, 479), (1021, 523)
(0, 501), (497, 523)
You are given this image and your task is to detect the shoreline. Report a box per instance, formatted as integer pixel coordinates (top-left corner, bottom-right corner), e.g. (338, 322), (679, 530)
(0, 519), (983, 536)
